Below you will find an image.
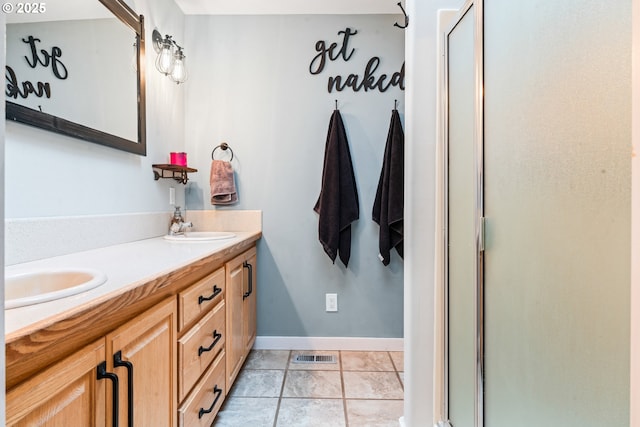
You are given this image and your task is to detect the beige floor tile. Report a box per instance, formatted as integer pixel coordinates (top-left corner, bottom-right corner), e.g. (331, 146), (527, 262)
(346, 399), (404, 427)
(282, 370), (343, 398)
(343, 371), (404, 399)
(229, 369), (284, 397)
(214, 397), (278, 426)
(276, 398), (345, 426)
(389, 351), (404, 371)
(220, 349), (405, 426)
(341, 351), (395, 371)
(244, 350), (291, 369)
(288, 350), (341, 370)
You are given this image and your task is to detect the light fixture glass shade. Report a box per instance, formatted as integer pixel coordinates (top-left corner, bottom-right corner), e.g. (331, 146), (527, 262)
(170, 49), (187, 84)
(155, 37), (174, 75)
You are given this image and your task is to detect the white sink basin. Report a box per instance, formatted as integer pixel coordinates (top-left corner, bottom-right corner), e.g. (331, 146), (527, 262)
(5, 269), (107, 309)
(163, 231), (236, 242)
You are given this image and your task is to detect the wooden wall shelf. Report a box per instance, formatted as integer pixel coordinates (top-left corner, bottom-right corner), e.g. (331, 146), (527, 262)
(152, 164), (197, 184)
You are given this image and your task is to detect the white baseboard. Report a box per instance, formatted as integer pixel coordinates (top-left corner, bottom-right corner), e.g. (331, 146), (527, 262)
(253, 336), (404, 351)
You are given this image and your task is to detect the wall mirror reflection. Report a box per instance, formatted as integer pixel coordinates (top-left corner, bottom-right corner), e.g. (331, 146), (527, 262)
(5, 0), (146, 155)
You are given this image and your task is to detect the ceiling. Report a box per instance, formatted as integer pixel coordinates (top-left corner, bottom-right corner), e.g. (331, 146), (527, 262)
(5, 0), (405, 24)
(172, 0), (405, 15)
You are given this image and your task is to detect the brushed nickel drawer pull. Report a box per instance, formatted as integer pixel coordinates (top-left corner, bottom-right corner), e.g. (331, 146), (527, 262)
(198, 330), (222, 356)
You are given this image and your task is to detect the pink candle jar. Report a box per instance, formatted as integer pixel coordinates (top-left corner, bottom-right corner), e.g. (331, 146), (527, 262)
(170, 152), (187, 166)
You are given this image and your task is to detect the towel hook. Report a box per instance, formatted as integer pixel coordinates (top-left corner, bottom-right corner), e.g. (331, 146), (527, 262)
(394, 99), (398, 110)
(335, 99), (338, 110)
(394, 2), (408, 29)
(212, 142), (234, 161)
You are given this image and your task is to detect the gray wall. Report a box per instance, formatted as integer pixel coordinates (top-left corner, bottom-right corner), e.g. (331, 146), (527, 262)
(4, 5), (405, 339)
(184, 15), (405, 338)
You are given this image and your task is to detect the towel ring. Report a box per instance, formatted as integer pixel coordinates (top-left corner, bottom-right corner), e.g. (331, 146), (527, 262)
(212, 142), (234, 161)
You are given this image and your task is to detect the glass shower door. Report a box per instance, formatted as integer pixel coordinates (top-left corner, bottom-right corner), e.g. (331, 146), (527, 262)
(445, 3), (478, 426)
(483, 0), (631, 426)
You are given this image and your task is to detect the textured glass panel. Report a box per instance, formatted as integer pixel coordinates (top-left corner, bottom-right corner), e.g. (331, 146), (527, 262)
(483, 1), (631, 426)
(446, 5), (476, 427)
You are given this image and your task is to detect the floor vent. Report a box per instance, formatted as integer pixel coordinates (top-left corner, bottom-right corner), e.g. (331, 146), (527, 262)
(292, 354), (337, 364)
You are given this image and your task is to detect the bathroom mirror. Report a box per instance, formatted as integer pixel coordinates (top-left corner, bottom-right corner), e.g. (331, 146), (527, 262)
(5, 0), (146, 155)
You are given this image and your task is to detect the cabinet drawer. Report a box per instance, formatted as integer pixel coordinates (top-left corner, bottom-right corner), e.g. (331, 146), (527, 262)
(178, 300), (225, 401)
(178, 350), (226, 427)
(178, 267), (225, 330)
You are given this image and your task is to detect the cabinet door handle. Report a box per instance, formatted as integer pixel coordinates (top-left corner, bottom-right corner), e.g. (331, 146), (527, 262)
(198, 330), (223, 356)
(198, 385), (223, 419)
(113, 351), (134, 427)
(97, 361), (119, 427)
(242, 261), (253, 300)
(198, 285), (222, 304)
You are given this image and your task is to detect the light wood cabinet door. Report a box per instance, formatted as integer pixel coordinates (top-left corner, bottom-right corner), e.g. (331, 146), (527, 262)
(6, 339), (107, 427)
(225, 252), (246, 390)
(106, 298), (177, 427)
(243, 249), (257, 354)
(225, 246), (258, 391)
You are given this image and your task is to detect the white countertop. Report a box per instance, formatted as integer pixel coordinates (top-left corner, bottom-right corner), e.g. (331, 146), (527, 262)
(5, 231), (259, 339)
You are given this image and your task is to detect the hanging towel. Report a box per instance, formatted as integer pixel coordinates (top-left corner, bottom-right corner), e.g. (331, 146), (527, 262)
(372, 108), (404, 266)
(210, 160), (238, 205)
(314, 109), (359, 267)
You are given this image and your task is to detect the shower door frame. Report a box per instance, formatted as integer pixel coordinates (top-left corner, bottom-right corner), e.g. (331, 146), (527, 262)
(442, 0), (484, 425)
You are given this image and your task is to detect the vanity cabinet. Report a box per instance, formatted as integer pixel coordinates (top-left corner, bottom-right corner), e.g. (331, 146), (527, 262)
(177, 246), (258, 425)
(5, 237), (260, 427)
(6, 298), (176, 427)
(177, 267), (227, 427)
(225, 247), (257, 389)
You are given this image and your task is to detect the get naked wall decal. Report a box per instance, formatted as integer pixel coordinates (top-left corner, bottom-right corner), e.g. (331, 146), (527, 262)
(308, 27), (405, 93)
(6, 35), (68, 100)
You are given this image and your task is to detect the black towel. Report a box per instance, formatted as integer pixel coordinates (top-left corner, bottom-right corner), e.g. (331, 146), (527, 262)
(372, 109), (404, 266)
(314, 109), (359, 267)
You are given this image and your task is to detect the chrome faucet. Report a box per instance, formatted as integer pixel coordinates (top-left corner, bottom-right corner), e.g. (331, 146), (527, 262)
(169, 206), (193, 235)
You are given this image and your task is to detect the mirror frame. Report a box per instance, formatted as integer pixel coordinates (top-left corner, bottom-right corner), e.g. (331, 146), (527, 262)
(5, 0), (147, 156)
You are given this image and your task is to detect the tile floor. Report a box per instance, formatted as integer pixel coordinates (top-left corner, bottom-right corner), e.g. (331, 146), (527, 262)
(213, 350), (404, 427)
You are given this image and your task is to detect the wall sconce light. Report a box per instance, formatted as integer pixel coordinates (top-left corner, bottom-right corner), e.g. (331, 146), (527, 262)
(152, 29), (188, 84)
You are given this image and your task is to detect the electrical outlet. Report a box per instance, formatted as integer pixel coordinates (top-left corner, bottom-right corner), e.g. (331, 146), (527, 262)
(326, 293), (338, 312)
(169, 187), (176, 205)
